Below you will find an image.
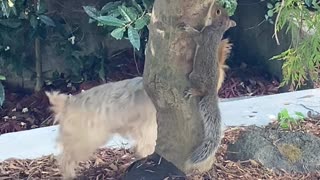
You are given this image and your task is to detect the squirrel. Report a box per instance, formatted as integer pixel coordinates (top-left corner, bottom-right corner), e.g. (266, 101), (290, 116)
(182, 3), (236, 172)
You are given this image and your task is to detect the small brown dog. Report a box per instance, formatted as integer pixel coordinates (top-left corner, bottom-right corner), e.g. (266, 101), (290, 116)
(47, 78), (157, 179)
(46, 39), (232, 179)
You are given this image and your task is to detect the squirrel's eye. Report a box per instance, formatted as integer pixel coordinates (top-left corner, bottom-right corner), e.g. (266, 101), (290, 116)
(216, 9), (221, 15)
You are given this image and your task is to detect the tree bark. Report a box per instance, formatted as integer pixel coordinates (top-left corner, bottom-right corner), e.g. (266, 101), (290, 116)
(34, 37), (43, 92)
(143, 0), (216, 172)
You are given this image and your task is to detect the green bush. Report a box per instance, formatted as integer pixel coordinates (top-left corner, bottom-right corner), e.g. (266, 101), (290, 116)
(0, 0), (56, 91)
(83, 0), (154, 51)
(83, 0), (238, 51)
(1, 0), (318, 92)
(0, 0), (106, 89)
(267, 0), (320, 89)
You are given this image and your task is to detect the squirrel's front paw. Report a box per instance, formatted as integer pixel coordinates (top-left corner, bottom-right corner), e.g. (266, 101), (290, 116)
(177, 23), (199, 33)
(176, 22), (185, 30)
(184, 25), (199, 34)
(182, 25), (194, 32)
(184, 89), (193, 99)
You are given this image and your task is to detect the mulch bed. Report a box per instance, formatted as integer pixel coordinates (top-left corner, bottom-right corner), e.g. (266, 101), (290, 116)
(218, 67), (280, 98)
(1, 118), (319, 180)
(0, 62), (319, 179)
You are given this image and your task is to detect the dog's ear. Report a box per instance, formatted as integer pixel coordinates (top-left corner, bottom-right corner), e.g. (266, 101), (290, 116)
(46, 91), (68, 113)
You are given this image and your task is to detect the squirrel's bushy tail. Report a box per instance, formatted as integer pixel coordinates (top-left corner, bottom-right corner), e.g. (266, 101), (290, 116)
(186, 96), (222, 171)
(217, 39), (232, 91)
(218, 38), (232, 67)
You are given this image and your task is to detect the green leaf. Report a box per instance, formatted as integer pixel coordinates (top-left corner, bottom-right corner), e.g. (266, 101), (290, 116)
(134, 18), (147, 30)
(1, 0), (10, 18)
(281, 109), (290, 117)
(128, 7), (139, 18)
(118, 5), (138, 22)
(280, 122), (289, 129)
(267, 3), (273, 9)
(142, 0), (154, 10)
(96, 15), (126, 27)
(100, 1), (121, 14)
(267, 10), (274, 17)
(265, 14), (269, 20)
(295, 111), (305, 118)
(305, 0), (312, 7)
(0, 81), (4, 106)
(221, 0), (237, 16)
(36, 0), (47, 14)
(312, 0), (320, 9)
(108, 8), (121, 17)
(111, 27), (126, 40)
(0, 75), (6, 80)
(0, 19), (21, 28)
(278, 108), (291, 122)
(132, 0), (143, 13)
(39, 15), (56, 27)
(83, 6), (99, 19)
(30, 15), (38, 29)
(128, 25), (140, 50)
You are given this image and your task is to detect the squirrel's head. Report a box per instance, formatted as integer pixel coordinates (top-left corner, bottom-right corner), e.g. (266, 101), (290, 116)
(205, 3), (236, 32)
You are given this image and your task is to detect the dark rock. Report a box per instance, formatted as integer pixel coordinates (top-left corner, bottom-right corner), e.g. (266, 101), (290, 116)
(226, 125), (320, 173)
(122, 152), (187, 180)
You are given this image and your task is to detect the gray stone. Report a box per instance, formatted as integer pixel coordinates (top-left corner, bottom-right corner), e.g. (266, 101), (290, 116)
(226, 125), (320, 173)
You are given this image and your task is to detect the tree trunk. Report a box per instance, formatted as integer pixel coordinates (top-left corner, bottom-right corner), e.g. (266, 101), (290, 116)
(143, 0), (216, 172)
(34, 37), (43, 92)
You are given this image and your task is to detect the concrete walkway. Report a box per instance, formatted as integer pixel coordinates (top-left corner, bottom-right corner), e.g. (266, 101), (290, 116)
(0, 88), (319, 161)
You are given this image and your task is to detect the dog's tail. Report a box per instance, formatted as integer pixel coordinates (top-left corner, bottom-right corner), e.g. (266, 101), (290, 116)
(46, 91), (69, 123)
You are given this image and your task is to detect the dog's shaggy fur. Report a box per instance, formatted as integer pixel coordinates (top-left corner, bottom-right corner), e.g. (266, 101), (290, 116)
(46, 78), (157, 179)
(46, 39), (232, 179)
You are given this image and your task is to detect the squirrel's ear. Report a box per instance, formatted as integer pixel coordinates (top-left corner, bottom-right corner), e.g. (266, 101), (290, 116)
(46, 91), (68, 113)
(229, 20), (237, 28)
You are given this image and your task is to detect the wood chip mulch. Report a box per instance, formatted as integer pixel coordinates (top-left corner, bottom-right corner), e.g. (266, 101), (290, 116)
(218, 67), (280, 98)
(0, 90), (53, 134)
(1, 118), (319, 180)
(0, 149), (135, 180)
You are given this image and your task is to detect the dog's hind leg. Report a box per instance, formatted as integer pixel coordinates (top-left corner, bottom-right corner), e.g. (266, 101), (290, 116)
(57, 112), (111, 179)
(132, 114), (157, 158)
